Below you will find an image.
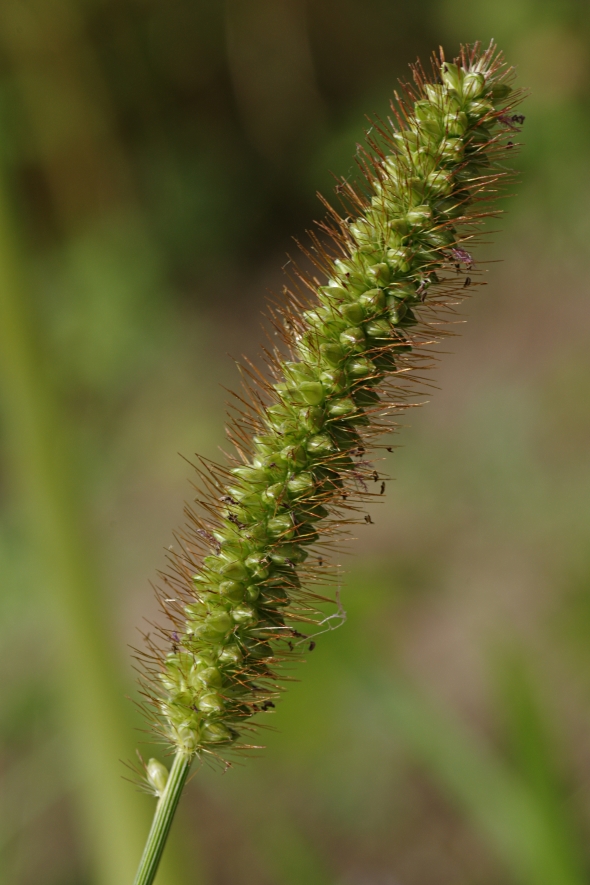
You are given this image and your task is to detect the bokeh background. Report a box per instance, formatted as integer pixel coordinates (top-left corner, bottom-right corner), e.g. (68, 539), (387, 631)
(1, 1), (590, 884)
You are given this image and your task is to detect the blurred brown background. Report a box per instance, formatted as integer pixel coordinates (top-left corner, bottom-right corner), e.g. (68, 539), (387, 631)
(1, 1), (590, 884)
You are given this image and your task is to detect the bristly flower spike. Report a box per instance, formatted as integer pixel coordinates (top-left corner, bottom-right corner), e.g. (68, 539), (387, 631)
(133, 41), (524, 885)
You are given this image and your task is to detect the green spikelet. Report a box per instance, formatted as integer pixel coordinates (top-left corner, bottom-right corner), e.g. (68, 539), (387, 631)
(138, 42), (523, 762)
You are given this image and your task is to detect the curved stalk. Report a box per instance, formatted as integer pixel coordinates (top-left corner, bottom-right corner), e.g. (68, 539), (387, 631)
(133, 753), (193, 885)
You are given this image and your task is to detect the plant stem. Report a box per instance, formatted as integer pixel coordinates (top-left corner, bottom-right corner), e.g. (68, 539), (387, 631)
(134, 753), (193, 885)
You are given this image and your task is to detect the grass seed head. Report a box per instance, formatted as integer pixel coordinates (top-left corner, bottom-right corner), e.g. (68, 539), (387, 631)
(136, 40), (524, 766)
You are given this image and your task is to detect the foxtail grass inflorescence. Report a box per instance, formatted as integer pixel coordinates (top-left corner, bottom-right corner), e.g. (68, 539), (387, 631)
(133, 41), (524, 885)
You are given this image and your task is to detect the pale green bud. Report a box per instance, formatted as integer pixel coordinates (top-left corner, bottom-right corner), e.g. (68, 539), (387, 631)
(366, 319), (392, 337)
(440, 138), (465, 162)
(219, 560), (249, 582)
(366, 262), (391, 283)
(426, 170), (453, 196)
(441, 62), (462, 92)
(320, 342), (345, 367)
(327, 397), (356, 417)
(424, 83), (444, 103)
(146, 759), (169, 797)
(389, 302), (407, 324)
(386, 248), (411, 273)
(341, 302), (365, 324)
(424, 228), (455, 248)
(387, 282), (416, 301)
(462, 71), (486, 99)
(358, 288), (385, 313)
(198, 611), (233, 638)
(490, 83), (512, 100)
(443, 111), (468, 137)
(467, 99), (494, 119)
(218, 580), (245, 601)
(231, 605), (257, 625)
(340, 327), (366, 350)
(263, 482), (285, 503)
(301, 405), (324, 432)
(307, 433), (333, 454)
(201, 723), (233, 744)
(218, 644), (242, 665)
(319, 368), (347, 394)
(270, 544), (307, 565)
(407, 205), (432, 227)
(246, 585), (260, 601)
(195, 667), (223, 688)
(197, 692), (224, 714)
(298, 381), (325, 405)
(267, 514), (295, 537)
(348, 357), (375, 377)
(287, 472), (314, 495)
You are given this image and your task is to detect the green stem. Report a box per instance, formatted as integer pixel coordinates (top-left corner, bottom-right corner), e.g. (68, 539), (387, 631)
(134, 753), (193, 885)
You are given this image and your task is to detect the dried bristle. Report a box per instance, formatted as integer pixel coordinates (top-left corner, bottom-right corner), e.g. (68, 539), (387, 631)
(136, 41), (523, 762)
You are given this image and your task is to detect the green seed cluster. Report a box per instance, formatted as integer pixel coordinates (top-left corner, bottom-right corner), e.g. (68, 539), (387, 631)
(144, 46), (520, 760)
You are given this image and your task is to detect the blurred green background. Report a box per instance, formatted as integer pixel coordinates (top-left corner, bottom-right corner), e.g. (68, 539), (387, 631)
(1, 1), (590, 883)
